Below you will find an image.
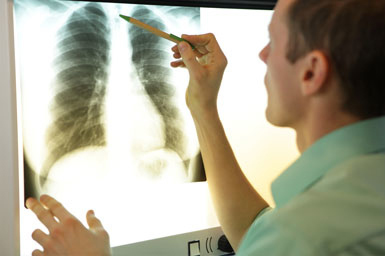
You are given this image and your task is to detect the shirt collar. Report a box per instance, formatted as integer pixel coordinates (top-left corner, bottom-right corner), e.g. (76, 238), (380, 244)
(271, 116), (385, 209)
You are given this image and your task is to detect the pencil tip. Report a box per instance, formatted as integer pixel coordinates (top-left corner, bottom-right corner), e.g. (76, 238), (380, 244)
(119, 14), (130, 22)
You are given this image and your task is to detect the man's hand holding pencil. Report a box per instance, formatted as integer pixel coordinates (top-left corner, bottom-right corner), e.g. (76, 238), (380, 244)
(170, 33), (227, 119)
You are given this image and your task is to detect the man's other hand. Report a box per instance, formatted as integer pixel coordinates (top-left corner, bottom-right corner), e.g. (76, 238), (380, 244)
(26, 195), (111, 256)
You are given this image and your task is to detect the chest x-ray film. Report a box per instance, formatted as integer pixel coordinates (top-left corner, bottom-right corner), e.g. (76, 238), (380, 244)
(15, 0), (203, 200)
(15, 0), (206, 246)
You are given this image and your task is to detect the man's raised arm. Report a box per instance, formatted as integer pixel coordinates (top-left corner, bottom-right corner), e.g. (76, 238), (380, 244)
(171, 34), (269, 250)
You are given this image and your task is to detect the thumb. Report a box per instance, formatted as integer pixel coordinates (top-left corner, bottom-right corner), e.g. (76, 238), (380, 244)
(86, 210), (104, 231)
(178, 41), (202, 75)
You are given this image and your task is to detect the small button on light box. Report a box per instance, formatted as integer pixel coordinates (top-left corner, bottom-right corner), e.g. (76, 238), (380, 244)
(188, 240), (201, 256)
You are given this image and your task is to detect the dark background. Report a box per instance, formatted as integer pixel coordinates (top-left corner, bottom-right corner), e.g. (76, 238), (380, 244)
(67, 0), (277, 10)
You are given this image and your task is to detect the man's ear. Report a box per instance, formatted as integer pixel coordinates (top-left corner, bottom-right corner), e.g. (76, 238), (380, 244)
(300, 50), (329, 96)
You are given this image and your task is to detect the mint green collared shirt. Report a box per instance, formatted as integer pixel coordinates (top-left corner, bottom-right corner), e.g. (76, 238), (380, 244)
(237, 116), (385, 255)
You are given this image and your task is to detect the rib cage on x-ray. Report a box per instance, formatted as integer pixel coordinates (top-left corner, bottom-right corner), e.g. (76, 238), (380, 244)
(128, 6), (186, 167)
(40, 3), (111, 187)
(27, 1), (202, 191)
(128, 6), (200, 168)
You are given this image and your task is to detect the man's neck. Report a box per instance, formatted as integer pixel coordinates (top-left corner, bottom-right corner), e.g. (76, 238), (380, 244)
(294, 110), (362, 153)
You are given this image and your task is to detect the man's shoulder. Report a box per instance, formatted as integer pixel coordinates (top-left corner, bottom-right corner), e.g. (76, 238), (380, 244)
(238, 153), (385, 255)
(272, 152), (385, 253)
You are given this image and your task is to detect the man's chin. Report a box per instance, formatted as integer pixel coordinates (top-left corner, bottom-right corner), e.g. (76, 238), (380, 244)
(265, 109), (288, 128)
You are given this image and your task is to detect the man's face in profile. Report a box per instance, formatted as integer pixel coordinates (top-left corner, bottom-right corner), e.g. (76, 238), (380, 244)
(259, 0), (305, 129)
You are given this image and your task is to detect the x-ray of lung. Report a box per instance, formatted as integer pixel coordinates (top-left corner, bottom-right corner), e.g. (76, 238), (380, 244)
(14, 0), (203, 203)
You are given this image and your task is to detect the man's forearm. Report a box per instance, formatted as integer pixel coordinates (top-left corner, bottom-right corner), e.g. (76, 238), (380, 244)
(192, 109), (269, 251)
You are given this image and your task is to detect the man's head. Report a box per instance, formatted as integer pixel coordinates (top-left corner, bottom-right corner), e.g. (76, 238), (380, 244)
(260, 0), (385, 128)
(286, 0), (385, 119)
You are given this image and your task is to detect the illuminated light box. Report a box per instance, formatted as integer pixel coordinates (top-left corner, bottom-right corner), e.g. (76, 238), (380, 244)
(1, 0), (300, 255)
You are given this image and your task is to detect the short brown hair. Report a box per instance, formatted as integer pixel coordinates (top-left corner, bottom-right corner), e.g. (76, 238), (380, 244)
(286, 0), (385, 119)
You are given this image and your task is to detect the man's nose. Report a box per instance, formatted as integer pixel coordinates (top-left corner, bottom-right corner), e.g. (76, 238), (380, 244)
(259, 44), (269, 64)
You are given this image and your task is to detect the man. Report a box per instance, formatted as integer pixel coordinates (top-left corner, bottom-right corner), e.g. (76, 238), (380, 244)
(27, 0), (385, 255)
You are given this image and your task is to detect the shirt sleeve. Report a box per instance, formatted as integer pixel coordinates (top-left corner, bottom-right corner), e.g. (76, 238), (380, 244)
(256, 206), (273, 218)
(236, 209), (316, 256)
